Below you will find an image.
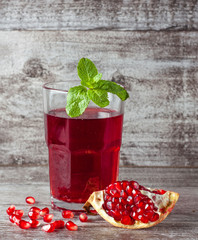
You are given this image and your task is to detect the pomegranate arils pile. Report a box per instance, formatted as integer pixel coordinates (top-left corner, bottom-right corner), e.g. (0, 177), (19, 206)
(7, 196), (88, 233)
(103, 180), (166, 225)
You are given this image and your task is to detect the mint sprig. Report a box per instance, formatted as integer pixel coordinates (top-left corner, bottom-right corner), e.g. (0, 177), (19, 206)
(66, 58), (129, 117)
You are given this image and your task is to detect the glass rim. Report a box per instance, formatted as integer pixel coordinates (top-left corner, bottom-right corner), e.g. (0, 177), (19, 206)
(43, 81), (81, 93)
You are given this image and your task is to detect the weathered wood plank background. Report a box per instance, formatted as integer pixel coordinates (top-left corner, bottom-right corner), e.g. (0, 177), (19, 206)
(0, 0), (197, 167)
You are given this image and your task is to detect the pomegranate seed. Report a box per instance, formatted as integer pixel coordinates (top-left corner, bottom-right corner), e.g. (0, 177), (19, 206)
(138, 215), (149, 223)
(15, 210), (24, 219)
(54, 220), (65, 229)
(144, 210), (154, 220)
(119, 197), (127, 205)
(132, 189), (140, 197)
(121, 181), (129, 190)
(112, 197), (119, 204)
(19, 220), (31, 229)
(29, 219), (40, 228)
(126, 185), (133, 195)
(110, 209), (122, 221)
(120, 190), (128, 199)
(9, 215), (15, 223)
(79, 213), (88, 222)
(106, 201), (115, 210)
(28, 211), (40, 220)
(6, 205), (15, 215)
(130, 181), (139, 190)
(114, 181), (122, 192)
(13, 216), (20, 226)
(126, 196), (133, 205)
(121, 216), (135, 225)
(104, 194), (112, 201)
(65, 221), (78, 231)
(116, 203), (125, 211)
(40, 207), (49, 217)
(25, 196), (35, 204)
(122, 210), (130, 216)
(62, 210), (74, 219)
(43, 214), (54, 223)
(134, 195), (142, 204)
(29, 206), (40, 214)
(42, 223), (55, 233)
(150, 213), (159, 222)
(110, 189), (120, 198)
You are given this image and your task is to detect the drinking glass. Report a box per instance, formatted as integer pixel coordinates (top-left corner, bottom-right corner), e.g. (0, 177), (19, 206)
(43, 81), (125, 211)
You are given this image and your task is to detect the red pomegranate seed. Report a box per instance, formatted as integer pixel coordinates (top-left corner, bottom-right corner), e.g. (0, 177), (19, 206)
(114, 181), (122, 192)
(9, 215), (15, 223)
(150, 213), (159, 222)
(43, 214), (54, 223)
(42, 223), (55, 233)
(144, 210), (154, 220)
(13, 216), (20, 226)
(40, 207), (49, 217)
(138, 214), (149, 223)
(110, 189), (120, 198)
(6, 205), (15, 215)
(121, 181), (129, 190)
(121, 216), (135, 225)
(15, 210), (24, 219)
(110, 209), (122, 221)
(62, 210), (74, 219)
(29, 206), (40, 214)
(126, 196), (133, 205)
(54, 220), (65, 229)
(29, 219), (40, 228)
(65, 221), (78, 231)
(28, 210), (40, 220)
(79, 213), (88, 222)
(25, 196), (35, 204)
(130, 181), (139, 190)
(19, 220), (31, 229)
(120, 190), (128, 199)
(116, 203), (125, 211)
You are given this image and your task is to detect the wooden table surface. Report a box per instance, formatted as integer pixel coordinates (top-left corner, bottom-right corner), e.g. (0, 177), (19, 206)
(0, 166), (197, 240)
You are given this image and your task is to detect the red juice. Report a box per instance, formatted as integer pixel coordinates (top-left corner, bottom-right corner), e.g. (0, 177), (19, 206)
(44, 107), (123, 203)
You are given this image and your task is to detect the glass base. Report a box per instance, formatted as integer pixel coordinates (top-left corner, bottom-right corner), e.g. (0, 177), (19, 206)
(51, 196), (85, 212)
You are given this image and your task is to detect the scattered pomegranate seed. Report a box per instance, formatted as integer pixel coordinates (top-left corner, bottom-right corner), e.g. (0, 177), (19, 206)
(40, 207), (49, 217)
(15, 209), (24, 219)
(43, 214), (54, 223)
(42, 223), (55, 233)
(9, 215), (15, 223)
(62, 210), (74, 219)
(65, 221), (78, 231)
(19, 220), (31, 229)
(13, 216), (20, 226)
(6, 205), (16, 215)
(79, 213), (88, 222)
(28, 210), (40, 220)
(29, 206), (40, 214)
(26, 196), (35, 204)
(29, 219), (40, 228)
(54, 220), (65, 229)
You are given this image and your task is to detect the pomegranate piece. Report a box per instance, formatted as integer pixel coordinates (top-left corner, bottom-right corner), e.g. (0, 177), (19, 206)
(79, 213), (88, 222)
(19, 220), (31, 229)
(84, 180), (179, 229)
(65, 221), (78, 231)
(42, 223), (55, 233)
(6, 205), (15, 215)
(15, 209), (24, 219)
(62, 210), (74, 219)
(53, 220), (65, 229)
(28, 210), (40, 220)
(43, 214), (54, 223)
(25, 196), (35, 204)
(29, 219), (40, 228)
(40, 207), (49, 217)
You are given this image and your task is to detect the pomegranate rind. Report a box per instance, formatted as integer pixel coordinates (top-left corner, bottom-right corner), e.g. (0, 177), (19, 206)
(83, 189), (179, 229)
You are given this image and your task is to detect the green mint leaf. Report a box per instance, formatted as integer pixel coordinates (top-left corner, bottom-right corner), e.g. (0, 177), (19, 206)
(87, 89), (109, 108)
(77, 58), (98, 87)
(93, 73), (102, 83)
(93, 80), (129, 101)
(66, 85), (90, 117)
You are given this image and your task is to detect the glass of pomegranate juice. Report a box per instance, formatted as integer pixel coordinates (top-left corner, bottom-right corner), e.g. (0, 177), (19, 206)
(43, 81), (125, 211)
